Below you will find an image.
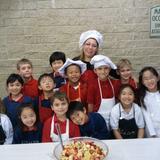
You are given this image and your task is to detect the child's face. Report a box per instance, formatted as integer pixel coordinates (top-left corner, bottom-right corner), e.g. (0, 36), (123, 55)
(39, 76), (55, 92)
(7, 80), (23, 96)
(119, 87), (134, 108)
(94, 65), (110, 81)
(66, 65), (81, 84)
(119, 66), (132, 81)
(20, 107), (36, 128)
(18, 64), (33, 79)
(51, 60), (64, 73)
(142, 70), (158, 92)
(83, 38), (98, 59)
(70, 109), (87, 125)
(52, 98), (68, 117)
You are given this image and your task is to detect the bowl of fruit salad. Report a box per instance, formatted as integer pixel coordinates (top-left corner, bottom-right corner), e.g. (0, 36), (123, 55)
(53, 137), (109, 160)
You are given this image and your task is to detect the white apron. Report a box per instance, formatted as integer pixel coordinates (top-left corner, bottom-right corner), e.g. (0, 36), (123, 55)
(50, 116), (69, 142)
(97, 78), (115, 130)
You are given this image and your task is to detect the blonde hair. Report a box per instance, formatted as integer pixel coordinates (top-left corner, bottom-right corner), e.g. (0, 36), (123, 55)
(17, 58), (33, 70)
(79, 44), (99, 61)
(117, 59), (132, 71)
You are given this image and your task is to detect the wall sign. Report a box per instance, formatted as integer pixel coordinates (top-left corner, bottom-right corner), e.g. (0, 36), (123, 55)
(150, 5), (160, 37)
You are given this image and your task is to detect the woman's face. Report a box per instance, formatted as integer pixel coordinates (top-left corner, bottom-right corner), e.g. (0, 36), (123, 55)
(82, 38), (98, 60)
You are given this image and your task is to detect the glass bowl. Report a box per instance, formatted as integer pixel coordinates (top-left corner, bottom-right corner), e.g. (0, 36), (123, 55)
(53, 137), (109, 160)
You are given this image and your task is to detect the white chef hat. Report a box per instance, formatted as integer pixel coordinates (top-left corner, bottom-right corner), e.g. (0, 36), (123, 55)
(90, 55), (117, 69)
(58, 58), (87, 76)
(79, 30), (103, 48)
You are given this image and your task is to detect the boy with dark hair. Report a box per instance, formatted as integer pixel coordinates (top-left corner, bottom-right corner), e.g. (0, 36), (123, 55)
(67, 101), (110, 140)
(3, 73), (33, 128)
(36, 73), (55, 123)
(17, 58), (39, 99)
(49, 51), (66, 90)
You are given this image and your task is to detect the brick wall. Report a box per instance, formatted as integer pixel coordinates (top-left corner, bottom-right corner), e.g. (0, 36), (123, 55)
(0, 0), (160, 97)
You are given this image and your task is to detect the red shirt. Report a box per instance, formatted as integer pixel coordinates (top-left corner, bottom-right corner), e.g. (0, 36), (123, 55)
(42, 115), (80, 142)
(116, 78), (137, 95)
(80, 70), (97, 85)
(60, 81), (88, 106)
(38, 94), (53, 124)
(87, 78), (119, 112)
(22, 77), (39, 99)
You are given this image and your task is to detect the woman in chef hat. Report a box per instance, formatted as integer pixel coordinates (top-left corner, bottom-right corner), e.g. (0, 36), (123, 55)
(73, 30), (119, 84)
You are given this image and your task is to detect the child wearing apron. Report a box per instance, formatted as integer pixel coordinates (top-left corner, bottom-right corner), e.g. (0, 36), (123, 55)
(88, 55), (119, 129)
(42, 91), (80, 142)
(110, 84), (144, 139)
(59, 58), (88, 106)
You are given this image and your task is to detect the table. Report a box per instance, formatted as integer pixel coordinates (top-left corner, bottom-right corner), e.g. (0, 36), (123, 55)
(0, 138), (160, 160)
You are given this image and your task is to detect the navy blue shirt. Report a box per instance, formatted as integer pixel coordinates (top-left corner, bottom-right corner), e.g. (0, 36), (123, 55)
(13, 123), (42, 144)
(3, 96), (33, 128)
(49, 72), (66, 89)
(79, 112), (110, 140)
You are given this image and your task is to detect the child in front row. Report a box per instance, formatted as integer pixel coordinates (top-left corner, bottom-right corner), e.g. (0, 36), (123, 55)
(110, 84), (144, 139)
(0, 98), (13, 144)
(17, 58), (39, 99)
(67, 101), (110, 140)
(13, 102), (42, 144)
(138, 66), (160, 137)
(49, 51), (66, 91)
(42, 91), (80, 142)
(3, 73), (33, 128)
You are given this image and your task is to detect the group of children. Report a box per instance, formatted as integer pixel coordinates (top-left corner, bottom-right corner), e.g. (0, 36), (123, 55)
(0, 30), (160, 145)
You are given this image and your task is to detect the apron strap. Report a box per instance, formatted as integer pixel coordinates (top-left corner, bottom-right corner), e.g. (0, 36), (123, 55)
(119, 104), (121, 118)
(98, 78), (115, 99)
(119, 103), (135, 118)
(67, 82), (81, 101)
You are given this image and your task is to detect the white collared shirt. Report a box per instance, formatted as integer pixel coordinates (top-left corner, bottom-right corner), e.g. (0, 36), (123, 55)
(110, 103), (145, 130)
(0, 114), (13, 144)
(142, 91), (160, 137)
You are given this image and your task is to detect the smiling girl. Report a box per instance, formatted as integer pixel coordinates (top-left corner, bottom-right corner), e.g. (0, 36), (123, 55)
(138, 66), (160, 137)
(13, 102), (42, 144)
(110, 84), (144, 139)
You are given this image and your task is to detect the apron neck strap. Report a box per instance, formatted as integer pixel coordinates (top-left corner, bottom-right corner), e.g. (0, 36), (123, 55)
(67, 82), (81, 100)
(98, 78), (115, 99)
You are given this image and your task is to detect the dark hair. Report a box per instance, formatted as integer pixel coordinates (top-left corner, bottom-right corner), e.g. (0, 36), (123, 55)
(6, 73), (24, 86)
(137, 66), (160, 109)
(64, 64), (82, 75)
(38, 73), (55, 85)
(119, 84), (136, 96)
(49, 51), (66, 66)
(66, 101), (85, 119)
(17, 102), (38, 130)
(50, 91), (69, 105)
(118, 84), (136, 102)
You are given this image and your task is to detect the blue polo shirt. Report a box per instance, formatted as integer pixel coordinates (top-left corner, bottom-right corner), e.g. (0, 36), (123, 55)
(3, 95), (33, 128)
(79, 112), (110, 140)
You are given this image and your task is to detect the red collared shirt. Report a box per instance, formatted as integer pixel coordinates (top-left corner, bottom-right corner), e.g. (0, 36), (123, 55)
(87, 78), (119, 112)
(60, 81), (88, 106)
(42, 115), (80, 142)
(38, 94), (53, 124)
(22, 77), (39, 99)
